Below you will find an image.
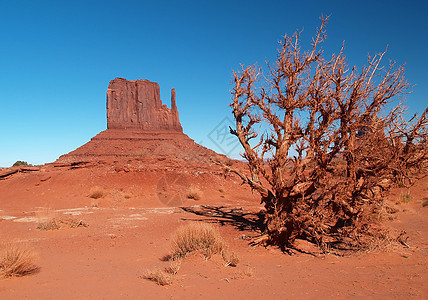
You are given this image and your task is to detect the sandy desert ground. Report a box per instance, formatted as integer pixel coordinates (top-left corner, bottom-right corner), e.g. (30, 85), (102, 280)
(0, 162), (427, 299)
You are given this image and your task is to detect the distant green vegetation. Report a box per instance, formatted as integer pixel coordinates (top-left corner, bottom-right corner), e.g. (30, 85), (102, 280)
(12, 161), (32, 167)
(399, 192), (413, 204)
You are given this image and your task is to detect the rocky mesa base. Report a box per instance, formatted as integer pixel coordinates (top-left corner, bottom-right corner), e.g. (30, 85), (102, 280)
(55, 129), (225, 165)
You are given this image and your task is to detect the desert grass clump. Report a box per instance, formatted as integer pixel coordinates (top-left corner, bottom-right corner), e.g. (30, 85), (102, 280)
(231, 265), (255, 280)
(399, 191), (413, 204)
(359, 229), (399, 253)
(89, 186), (104, 199)
(165, 258), (182, 275)
(0, 243), (39, 277)
(37, 218), (61, 231)
(37, 217), (88, 230)
(144, 268), (173, 286)
(187, 186), (202, 201)
(243, 265), (255, 277)
(171, 223), (228, 260)
(224, 251), (240, 267)
(63, 218), (88, 228)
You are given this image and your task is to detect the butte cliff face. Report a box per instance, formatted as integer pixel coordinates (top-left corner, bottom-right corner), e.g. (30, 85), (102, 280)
(55, 78), (224, 165)
(107, 78), (182, 131)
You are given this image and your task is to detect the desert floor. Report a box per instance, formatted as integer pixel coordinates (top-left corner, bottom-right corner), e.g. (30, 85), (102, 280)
(0, 165), (427, 299)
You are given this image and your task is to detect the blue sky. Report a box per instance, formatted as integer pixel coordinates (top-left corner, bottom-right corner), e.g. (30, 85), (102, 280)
(1, 0), (427, 166)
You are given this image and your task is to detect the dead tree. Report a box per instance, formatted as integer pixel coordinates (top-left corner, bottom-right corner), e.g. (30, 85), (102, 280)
(225, 16), (427, 251)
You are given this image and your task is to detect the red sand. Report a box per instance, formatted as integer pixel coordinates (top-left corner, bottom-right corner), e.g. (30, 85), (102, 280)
(0, 163), (427, 299)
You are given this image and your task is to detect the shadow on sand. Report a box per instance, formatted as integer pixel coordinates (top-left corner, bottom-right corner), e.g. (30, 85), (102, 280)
(179, 205), (265, 233)
(180, 205), (322, 256)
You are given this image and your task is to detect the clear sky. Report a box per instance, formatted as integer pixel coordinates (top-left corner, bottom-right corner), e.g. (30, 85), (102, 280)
(1, 0), (427, 167)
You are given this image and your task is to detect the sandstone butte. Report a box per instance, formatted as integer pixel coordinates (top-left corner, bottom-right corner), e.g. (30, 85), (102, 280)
(55, 78), (225, 165)
(107, 78), (182, 131)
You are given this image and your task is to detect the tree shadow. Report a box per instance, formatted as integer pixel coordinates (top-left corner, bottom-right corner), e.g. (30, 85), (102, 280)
(178, 205), (326, 256)
(179, 205), (265, 234)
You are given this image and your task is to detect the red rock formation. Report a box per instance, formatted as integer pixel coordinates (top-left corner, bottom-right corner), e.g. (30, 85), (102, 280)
(55, 129), (223, 164)
(55, 78), (227, 165)
(107, 78), (182, 132)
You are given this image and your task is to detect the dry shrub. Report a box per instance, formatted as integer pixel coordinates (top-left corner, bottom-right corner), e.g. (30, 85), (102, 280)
(37, 218), (61, 231)
(171, 223), (228, 259)
(223, 15), (427, 252)
(354, 228), (405, 253)
(36, 208), (58, 230)
(399, 192), (413, 203)
(231, 265), (255, 279)
(187, 186), (202, 200)
(145, 224), (238, 285)
(243, 265), (255, 277)
(165, 258), (181, 275)
(111, 189), (132, 202)
(62, 218), (88, 228)
(37, 217), (88, 231)
(224, 251), (240, 267)
(0, 243), (39, 277)
(89, 186), (104, 199)
(144, 268), (173, 286)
